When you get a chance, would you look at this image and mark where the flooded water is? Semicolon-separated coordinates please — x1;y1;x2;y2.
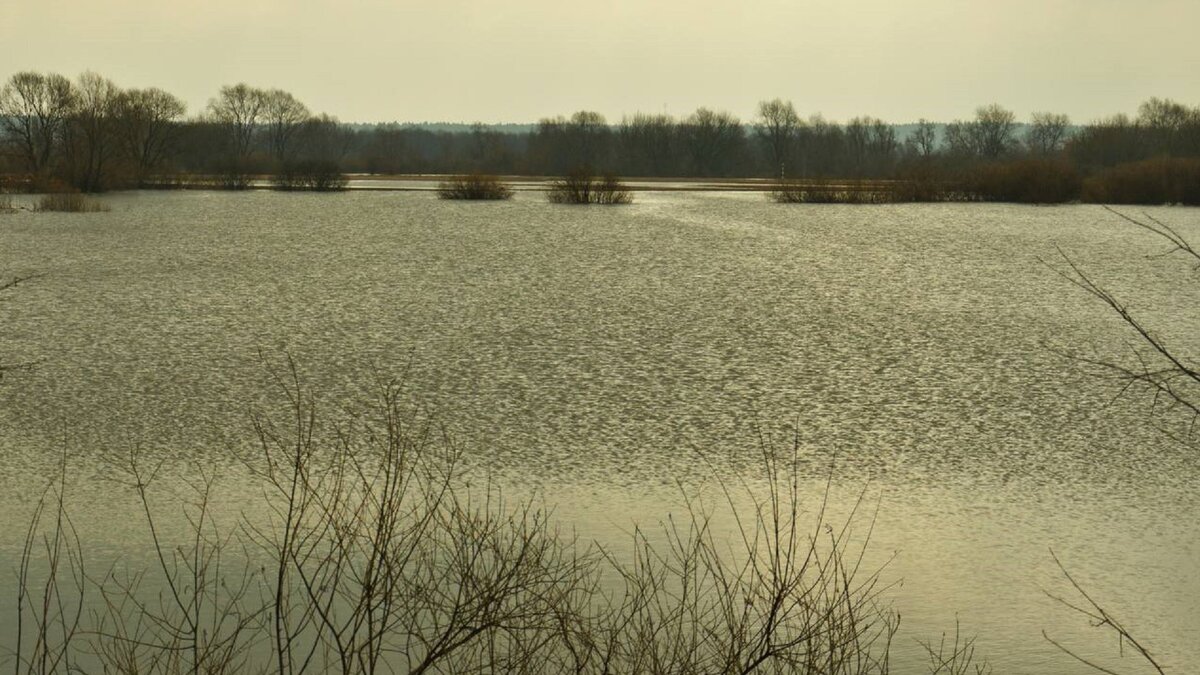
1;191;1197;673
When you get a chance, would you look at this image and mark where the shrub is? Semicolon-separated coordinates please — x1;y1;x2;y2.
1082;157;1200;205
548;169;633;204
436;174;514;200
769;179;896;204
138;173;196;190
961;159;1082;203
892;166;960;202
32;193;111;213
272;159;348;192
0;195;15;213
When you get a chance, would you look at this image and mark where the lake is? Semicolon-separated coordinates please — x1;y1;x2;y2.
1;190;1197;673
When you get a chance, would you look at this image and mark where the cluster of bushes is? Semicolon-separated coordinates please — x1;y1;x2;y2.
436;170;634;205
270;160;349;192
547;169;633;204
768;158;1197;206
769;180;900;204
959;159;1082;204
1081;158;1200;205
32;192;111;212
436;173;514;200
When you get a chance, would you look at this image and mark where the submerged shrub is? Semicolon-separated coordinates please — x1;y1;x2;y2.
272;159;348;192
436;174;514;200
32;193;111;213
548;169;633;205
1082;158;1200;205
769;179;896;204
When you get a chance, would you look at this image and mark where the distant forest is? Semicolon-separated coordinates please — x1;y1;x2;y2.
2;70;1199;203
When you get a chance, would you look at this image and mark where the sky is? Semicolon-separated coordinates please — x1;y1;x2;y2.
2;0;1198;125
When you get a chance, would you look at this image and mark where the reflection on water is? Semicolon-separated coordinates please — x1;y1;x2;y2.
0;191;1197;673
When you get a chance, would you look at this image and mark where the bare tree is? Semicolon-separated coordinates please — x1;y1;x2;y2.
969;104;1018;159
907;118;939;159
617;113;677;177
945;105;1018;160
756;98;800;178
1136;97;1196;132
206;83;268;170
0;71;76;175
262;89;311;164
682;107;744;177
1136;97;1200;156
65;71;122;192
1025;112;1071;156
845;117;872;174
568;110;610;170
114;87;187;186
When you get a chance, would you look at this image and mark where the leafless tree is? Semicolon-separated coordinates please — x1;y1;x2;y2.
1136;97;1196;132
945;105;1018;160
1136;97;1200;156
113;88;187;186
262;89;311;164
617;113;677;177
845;117;872;174
969;104;1018;159
682;107;744;177
296;114;351;163
1025;112;1071;156
907;119;939;159
568;111;611;169
206;83;267;166
756;98;801;178
1052;207;1200;433
65;72;122;192
0;71;76;175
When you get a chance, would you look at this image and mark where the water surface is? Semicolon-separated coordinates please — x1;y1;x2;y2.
1;191;1197;673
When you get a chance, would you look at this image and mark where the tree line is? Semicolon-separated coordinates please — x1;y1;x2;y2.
2;70;1199;202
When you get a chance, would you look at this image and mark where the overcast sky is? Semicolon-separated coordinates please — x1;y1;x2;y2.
3;0;1198;125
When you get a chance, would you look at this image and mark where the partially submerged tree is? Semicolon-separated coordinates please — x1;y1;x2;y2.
207;83;267;186
436;174;514;200
547;168;632;204
113;87;187;186
64;71;122;192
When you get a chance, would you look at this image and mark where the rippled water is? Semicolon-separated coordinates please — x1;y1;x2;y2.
1;191;1197;673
